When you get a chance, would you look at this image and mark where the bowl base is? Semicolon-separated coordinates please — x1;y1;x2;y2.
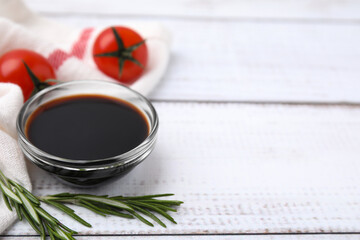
53;166;135;188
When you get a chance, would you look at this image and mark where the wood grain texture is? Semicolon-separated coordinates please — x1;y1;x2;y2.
4;103;360;235
23;0;360;21
2;234;360;239
3;1;360;238
32;16;360;103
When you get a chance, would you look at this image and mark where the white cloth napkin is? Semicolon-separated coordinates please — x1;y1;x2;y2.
0;0;170;233
0;84;30;233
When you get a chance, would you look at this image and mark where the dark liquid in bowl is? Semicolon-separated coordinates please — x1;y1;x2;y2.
26;94;149;160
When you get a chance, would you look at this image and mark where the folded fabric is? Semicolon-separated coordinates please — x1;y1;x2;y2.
0;0;170;233
0;83;30;233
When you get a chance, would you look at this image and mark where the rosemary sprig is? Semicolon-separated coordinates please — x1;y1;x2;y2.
40;192;183;228
0;170;78;240
0;170;183;239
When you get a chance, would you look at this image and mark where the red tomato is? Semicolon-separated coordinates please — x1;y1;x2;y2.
0;49;56;101
93;26;148;85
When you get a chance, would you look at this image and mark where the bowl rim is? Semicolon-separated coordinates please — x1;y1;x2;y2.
16;80;159;166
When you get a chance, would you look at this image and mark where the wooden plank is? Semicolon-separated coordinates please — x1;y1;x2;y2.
3;103;360;235
2;234;360;239
41;16;360;103
23;0;360;21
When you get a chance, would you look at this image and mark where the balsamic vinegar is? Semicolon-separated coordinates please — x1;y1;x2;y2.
26;94;149;160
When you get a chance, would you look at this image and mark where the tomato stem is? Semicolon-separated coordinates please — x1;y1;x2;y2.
22;60;51;98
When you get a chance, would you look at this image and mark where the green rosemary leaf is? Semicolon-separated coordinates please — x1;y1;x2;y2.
16;189;40;224
86;202;134;219
1;189;12;211
46;223;56;240
128;210;154;227
48;193;76;198
58;221;78;235
44;199;92;227
45;223;58;236
99;207;134;219
53;226;74;240
78;200;106;216
111;193;174;200
9;180;40;205
37;206;78;235
129;201;176;224
0;170;10;186
129;204;166;228
43;199;75;213
43;196;77;202
20;206;41;234
76;195;133;211
49;231;56;240
35;207;57;225
8;180;23;192
14;202;22;221
80;199;108;214
49;228;65;240
64;211;91;228
145;202;177;212
0;182;21;204
82;194;109;198
139;199;184;206
38;220;46;240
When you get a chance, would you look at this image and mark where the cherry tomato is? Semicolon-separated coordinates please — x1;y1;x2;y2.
0;49;56;101
93;26;148;85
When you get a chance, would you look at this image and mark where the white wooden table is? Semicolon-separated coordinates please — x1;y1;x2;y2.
3;0;360;239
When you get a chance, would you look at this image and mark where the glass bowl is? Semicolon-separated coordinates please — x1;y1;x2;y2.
16;80;159;187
